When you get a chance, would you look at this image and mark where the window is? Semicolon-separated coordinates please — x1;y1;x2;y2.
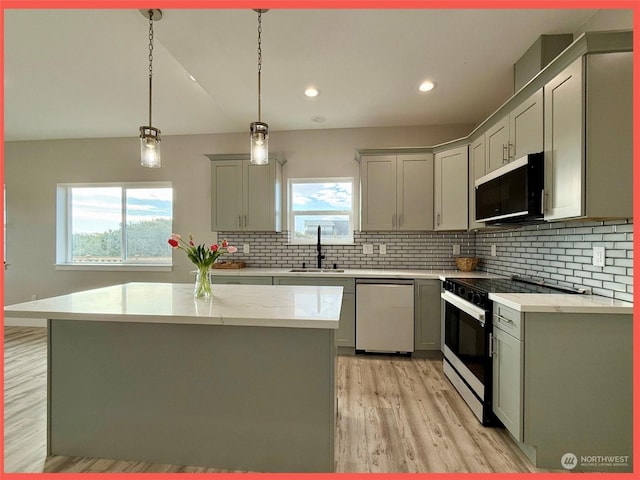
288;178;354;244
56;183;173;267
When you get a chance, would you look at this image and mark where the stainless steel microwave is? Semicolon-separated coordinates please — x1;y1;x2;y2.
475;152;544;224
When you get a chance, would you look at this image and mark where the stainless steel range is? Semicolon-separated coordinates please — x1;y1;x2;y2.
441;276;585;425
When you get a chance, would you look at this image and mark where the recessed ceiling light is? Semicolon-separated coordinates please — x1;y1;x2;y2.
305;87;320;97
418;80;435;92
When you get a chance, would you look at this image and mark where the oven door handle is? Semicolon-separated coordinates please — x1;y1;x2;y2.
441;291;486;324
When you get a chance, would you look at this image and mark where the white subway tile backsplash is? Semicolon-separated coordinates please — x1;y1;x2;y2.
477;219;633;300
218;219;632;301
218;230;475;270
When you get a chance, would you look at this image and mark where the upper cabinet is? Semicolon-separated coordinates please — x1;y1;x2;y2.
434;146;468;231
486;89;543;174
207;153;285;232
360;153;434;231
543;52;632;221
468;134;486;230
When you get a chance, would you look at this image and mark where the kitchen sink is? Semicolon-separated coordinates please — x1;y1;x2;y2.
289;268;345;273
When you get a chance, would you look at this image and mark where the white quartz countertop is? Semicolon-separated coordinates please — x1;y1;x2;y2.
210;267;498;280
3;282;343;329
489;292;633;314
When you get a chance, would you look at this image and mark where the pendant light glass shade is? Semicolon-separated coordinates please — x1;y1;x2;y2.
250;121;269;165
140;126;161;168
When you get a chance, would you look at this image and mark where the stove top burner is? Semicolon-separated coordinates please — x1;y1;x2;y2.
442;276;586;309
451;276;586;295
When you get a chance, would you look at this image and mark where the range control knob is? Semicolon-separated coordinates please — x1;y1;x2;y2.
443;280;453;291
471;293;483;306
457;286;466;297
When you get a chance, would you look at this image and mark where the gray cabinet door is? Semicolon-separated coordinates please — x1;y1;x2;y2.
211;160;244;230
510;88;543;159
486;115;509;173
397;154;434;230
336;293;355;347
244;162;276;231
414;280;441;351
492;326;524;442
468;134;486;230
543;57;584;221
360;155;396;231
210;155;283;232
434;146;468;231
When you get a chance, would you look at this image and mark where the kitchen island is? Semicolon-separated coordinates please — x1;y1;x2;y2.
4;282;343;473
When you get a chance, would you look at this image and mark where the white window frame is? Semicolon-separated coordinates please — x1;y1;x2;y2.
288;177;355;245
55;182;173;271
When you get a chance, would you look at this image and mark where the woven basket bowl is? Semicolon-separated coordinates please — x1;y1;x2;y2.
455;257;479;272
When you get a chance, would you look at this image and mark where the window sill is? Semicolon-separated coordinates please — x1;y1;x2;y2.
55;263;173;272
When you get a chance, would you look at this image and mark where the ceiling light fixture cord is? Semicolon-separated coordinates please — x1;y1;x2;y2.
148;10;154;127
257;10;262;122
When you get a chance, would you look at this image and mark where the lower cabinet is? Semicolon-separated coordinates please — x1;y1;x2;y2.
492;323;523;441
491;301;632;471
211;275;273;285
273;277;356;348
413;280;441;351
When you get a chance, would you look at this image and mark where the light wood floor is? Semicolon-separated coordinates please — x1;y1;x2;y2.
4;326;545;473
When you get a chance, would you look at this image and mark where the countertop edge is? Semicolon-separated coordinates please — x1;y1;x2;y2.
209;267;499;280
4;283;342;329
489;293;633;314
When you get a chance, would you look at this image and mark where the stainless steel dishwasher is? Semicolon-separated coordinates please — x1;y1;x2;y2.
355;279;414;354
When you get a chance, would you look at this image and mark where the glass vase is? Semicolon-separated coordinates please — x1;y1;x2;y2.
194;266;212;299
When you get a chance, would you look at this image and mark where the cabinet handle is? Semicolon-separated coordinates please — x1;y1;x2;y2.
502;144;508;163
508;142;514;161
489;333;496;357
541;189;546;213
244;216;247;227
437;213;441;226
238;215;242;228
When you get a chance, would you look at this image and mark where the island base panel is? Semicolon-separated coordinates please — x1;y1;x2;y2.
48;319;336;472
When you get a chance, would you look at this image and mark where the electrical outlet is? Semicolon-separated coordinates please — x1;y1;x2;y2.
363;244;373;255
593;246;605;267
379;244;387;255
491;244;497;257
453;244;461;255
243;244;250;254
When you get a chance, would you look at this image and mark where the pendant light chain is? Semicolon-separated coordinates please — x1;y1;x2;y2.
147;11;155;128
257;10;262;122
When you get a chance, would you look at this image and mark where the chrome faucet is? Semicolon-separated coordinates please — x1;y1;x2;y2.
317;225;325;269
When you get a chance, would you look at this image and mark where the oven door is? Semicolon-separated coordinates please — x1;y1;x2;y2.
441;290;489;399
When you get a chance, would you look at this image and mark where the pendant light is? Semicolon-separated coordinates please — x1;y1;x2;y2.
250;9;269;165
139;9;163;168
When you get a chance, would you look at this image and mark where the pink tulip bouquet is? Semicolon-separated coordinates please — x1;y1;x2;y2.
168;233;238;298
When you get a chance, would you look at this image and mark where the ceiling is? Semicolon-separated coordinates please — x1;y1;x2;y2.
4;8;600;142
